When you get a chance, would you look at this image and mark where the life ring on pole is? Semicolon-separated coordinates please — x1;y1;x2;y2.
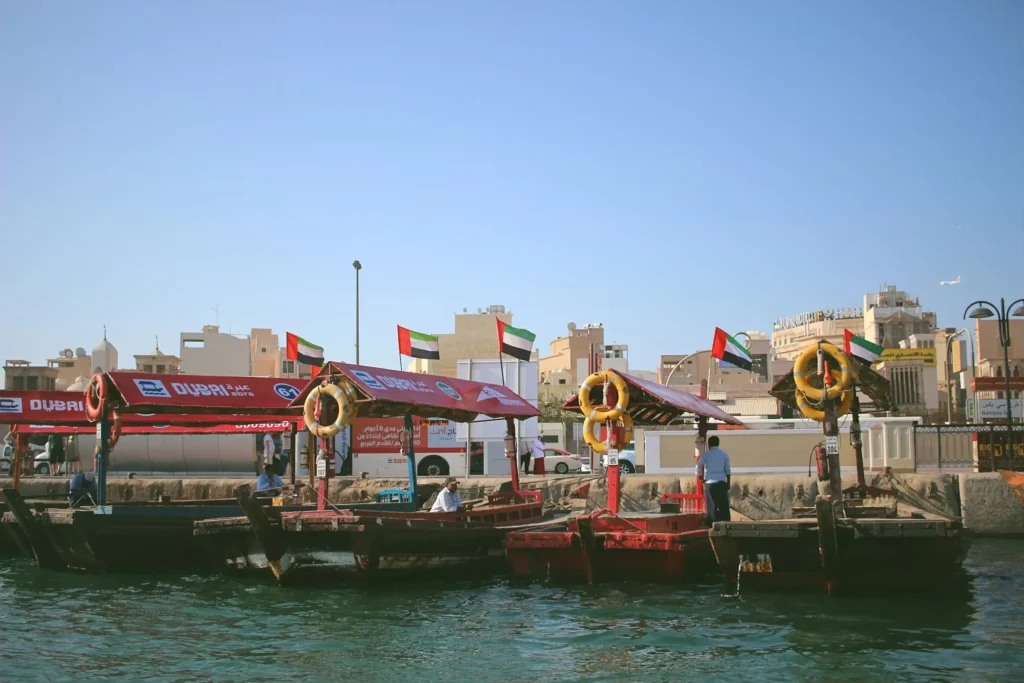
793;343;853;402
583;413;634;454
108;412;122;449
303;383;353;438
578;371;630;423
796;388;854;422
85;374;108;422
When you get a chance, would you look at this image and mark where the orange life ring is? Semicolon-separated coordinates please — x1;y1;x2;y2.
85;374;108;422
108;412;122;449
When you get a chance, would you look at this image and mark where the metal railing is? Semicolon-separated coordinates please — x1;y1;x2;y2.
913;424;1024;471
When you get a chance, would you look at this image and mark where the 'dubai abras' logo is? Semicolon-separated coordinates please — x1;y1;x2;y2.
134;378;171;398
273;383;301;401
435;381;462;401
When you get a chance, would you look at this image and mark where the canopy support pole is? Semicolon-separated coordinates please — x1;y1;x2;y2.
505;417;520;492
289;422;297;486
404;414;418;506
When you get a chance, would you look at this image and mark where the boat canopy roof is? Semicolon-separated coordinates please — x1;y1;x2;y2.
289;362;541;423
770;353;895;413
103;372;305;416
561;370;743;426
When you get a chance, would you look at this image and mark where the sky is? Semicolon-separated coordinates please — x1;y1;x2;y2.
1;1;1022;374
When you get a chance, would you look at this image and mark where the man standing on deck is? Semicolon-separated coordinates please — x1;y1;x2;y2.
696;436;731;523
430;477;464;512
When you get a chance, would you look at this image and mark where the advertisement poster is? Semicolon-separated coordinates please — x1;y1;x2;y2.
352;417;461;453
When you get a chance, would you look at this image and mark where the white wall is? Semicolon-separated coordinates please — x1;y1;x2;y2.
456;358;538;475
179;328;250;376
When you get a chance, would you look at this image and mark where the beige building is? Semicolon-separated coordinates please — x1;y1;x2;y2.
772;309;865;360
250;328;317;379
179;325;250;376
974;319;1024;403
407;305;519;378
863;285;937;347
3;360;58;391
134;338;181;374
539;323;605;388
45;347;94;390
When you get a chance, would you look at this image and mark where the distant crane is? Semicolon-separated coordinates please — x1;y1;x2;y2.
940;276;962;286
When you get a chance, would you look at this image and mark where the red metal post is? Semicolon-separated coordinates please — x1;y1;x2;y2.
505;417;520;492
607;453;621;515
316;436;328;511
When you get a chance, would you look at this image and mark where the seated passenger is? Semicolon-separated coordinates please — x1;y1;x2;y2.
68;472;97;507
256;463;285;495
430;477;463;512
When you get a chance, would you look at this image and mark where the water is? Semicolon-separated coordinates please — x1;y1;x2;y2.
1;540;1022;682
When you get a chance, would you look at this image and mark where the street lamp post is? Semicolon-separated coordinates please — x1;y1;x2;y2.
663;332;752;388
963;297;1024;456
353;260;362;364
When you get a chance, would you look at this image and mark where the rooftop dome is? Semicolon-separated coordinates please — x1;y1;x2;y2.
67;376;88;392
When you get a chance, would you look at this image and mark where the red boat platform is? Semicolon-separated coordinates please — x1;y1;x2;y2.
505;493;717;583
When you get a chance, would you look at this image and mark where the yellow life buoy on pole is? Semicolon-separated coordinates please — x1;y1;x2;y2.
303;383;353;438
793;342;853;402
796;388;854;421
582;413;634;454
578;371;630;423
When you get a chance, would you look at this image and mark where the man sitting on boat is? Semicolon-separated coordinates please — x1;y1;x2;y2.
696;436;732;523
430;477;468;512
256;463;286;495
68;471;97;508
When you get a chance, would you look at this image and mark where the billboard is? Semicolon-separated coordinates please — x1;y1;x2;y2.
874;348;937;367
972;376;1024;392
351;417;462;454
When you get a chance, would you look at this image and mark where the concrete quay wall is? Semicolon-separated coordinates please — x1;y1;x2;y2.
3;472;1023;534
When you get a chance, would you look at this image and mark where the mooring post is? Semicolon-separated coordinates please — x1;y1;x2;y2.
95;415;110;507
823;398;843;508
289;422;297;486
851;394;866;487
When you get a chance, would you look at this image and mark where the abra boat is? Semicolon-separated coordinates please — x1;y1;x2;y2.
505;370;741;583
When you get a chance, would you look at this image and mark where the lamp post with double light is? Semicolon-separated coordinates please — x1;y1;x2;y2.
963;297;1024;454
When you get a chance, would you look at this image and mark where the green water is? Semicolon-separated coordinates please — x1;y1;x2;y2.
1;539;1021;682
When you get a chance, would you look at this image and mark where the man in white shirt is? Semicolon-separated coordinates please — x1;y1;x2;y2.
531;437;546;475
263;433;276;467
430;478;463;513
695;436;732;523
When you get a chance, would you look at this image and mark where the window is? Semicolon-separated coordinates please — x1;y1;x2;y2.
282;360;295;374
1015;366;1020;378
27;376;38;390
156;365;165;374
183;339;204;349
143;364;153;373
261;347;267;353
558;379;566;385
11;377;24;390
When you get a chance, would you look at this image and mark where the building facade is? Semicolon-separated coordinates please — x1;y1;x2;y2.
179;325;250;376
407;305;518;378
538;322;605;390
772;309;865;360
863;285;937;347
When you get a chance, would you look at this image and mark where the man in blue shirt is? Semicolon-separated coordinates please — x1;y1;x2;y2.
696;436;732;523
256;463;285;495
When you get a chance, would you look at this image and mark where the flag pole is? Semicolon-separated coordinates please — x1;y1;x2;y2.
496;317;507;387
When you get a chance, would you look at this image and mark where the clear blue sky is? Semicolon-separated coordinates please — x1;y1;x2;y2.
2;1;1022;373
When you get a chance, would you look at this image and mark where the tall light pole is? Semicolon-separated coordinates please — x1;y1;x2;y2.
964;297;1024;455
353;260;362;364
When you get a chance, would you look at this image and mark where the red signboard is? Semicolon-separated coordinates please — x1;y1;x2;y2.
290;362;540;422
0;390;300;427
972;376;1024;392
351;417;463;454
107;373;306;414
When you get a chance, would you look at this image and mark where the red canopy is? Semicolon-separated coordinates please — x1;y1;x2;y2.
291;362;540;422
0;388;301;427
12;420;294;436
561;370;743;426
104;373;306;415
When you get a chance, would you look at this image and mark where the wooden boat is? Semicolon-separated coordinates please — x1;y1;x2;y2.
194;362;552;583
504;371;741;584
0;375;313;573
709;342;973;595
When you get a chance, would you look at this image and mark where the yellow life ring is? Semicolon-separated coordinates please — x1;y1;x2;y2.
796;388;854;422
583;413;634;454
578;371;630;423
793;342;853;402
303;383;354;438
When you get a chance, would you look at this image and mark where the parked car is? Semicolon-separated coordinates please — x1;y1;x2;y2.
580;443;636;475
1;441;47;474
542;447;584;474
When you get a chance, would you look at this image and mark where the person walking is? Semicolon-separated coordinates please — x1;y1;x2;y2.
696;436;732;523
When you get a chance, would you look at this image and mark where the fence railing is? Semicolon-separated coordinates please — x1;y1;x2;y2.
914;424;1024;472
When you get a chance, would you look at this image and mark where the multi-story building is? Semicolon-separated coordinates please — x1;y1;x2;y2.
863;285;937;347
250;328;317;379
134;338;181;374
179;325;250;376
406;305;521;378
772;308;865;360
3;360;58;391
538;322;605;395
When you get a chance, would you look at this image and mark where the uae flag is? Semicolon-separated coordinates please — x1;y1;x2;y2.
286;333;324;367
397;325;440;360
711;327;752;370
497;320;535;361
844;329;883;366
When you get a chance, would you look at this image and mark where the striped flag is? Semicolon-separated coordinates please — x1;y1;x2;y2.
844;329;883;366
496;320;535;361
286;333;324;367
397;325;440;360
711;327;752;370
